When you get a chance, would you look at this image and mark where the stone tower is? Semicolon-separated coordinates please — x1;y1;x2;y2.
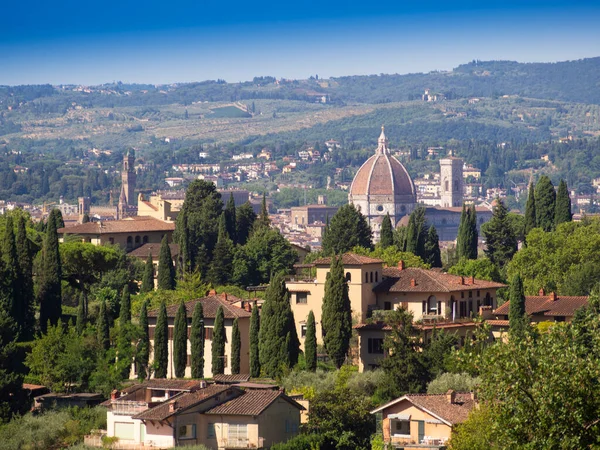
439;157;464;208
78;196;90;223
122;149;136;206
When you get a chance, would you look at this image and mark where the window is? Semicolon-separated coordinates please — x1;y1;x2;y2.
461;291;464;299
346;272;351;282
301;325;307;338
178;424;196;440
393;420;410;436
367;338;384;354
477;290;480;297
126;236;133;249
296;292;308;304
459;301;466;318
143;235;149;244
149;327;155;339
370;272;373;283
135;236;141;245
375;272;378;282
376;205;384;212
228;424;248;443
365;273;369;283
204;328;213;340
186;355;191;367
444;180;449;191
384;302;392;311
114;422;135;440
427;295;438;314
109;237;114;245
207;423;215;439
285;419;299;434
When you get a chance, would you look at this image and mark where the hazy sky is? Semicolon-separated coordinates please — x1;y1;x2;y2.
2;0;600;85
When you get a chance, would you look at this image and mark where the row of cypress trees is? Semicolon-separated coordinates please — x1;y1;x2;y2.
390;208;442;267
525;176;572;236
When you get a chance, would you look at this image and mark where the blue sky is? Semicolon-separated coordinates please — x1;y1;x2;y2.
2;0;600;85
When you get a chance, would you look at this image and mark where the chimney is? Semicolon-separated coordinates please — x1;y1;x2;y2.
221;292;228;302
169;401;177;413
460;276;465;285
538;288;545;296
244;302;252;312
410;278;416;287
199;380;207;389
470;275;475;285
398;260;405;271
110;389;120;401
446;389;456;404
209;289;217;296
549;292;557;302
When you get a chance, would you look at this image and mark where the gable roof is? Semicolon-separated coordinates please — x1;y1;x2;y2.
371;392;475;426
374;267;506;293
204;389;304;416
58;217;175;235
147;295;251;320
312;253;383;266
494;294;588;318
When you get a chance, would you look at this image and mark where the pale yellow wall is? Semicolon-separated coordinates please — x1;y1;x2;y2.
144;420;175;447
138;195;179;222
63;230;172;252
380;399;452;445
257;398;301;447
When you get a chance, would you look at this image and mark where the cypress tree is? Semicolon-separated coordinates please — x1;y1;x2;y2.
154;301;168;378
249;303;260;378
141;253;154;293
119;286;131;327
225;193;237;243
207;214;234;286
81;213;90;223
231;318;241;374
256;193;270;228
136;301;150;380
259;272;300;377
76;293;86;335
424;225;442;268
380;213;393;249
305;310;317;372
38;213;62;333
405;206;427;259
457;205;477;260
173;301;188;378
508;274;528;338
49;208;65;229
322;204;372;255
16;215;34;340
97;300;110;351
555;179;572;226
157;235;175;290
469;205;479;257
117;287;134;379
3;216;21;331
322;256;352;369
534;175;556;232
190;302;205;379
211;306;226;375
236;201;257;246
524;181;537;237
483;198;517;268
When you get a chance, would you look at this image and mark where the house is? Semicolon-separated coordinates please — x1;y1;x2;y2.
142;293;252;379
100;380;303;449
289;204;339;227
371;390;475;448
127;243;180;288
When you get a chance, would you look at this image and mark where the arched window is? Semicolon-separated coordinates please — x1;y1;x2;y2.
370;272;373;283
444;180;449;192
346;272;351;282
365;272;369;283
126;236;133;249
484;292;492;306
143;235;149;244
427;295;438;314
454;180;459;192
135;236;141;245
375;271;378;282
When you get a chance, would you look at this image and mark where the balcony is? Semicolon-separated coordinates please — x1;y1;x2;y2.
218;437;265;449
111;400;148;416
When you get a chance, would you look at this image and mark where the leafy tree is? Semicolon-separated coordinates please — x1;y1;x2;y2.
508;274;528;338
76;293;86;334
352;246;429;269
305;310;317;372
447;404;495;450
211;306;226;375
190;302;205;379
231;318;241;374
48;208;64;229
256;193;270;229
60;242;122;293
157;235;175;290
524;181;537;237
207;214;234;286
394;225;408;251
406;206;427;259
0;311;26;423
249;303;260;378
322;204;372;255
555;179;572;226
259;272;300;377
322;256;352;368
534;175;556;232
15;215;34;340
141;253;154;293
482;198;517;268
119;286;131;326
236;201;257;246
448;257;502;282
97;300;110;351
424;225;442;268
154;302;168;378
136;301;150;380
427;372;480;394
38;213;62;333
379;213;393;249
173;301;188;378
224;193;237;243
422;331;458;379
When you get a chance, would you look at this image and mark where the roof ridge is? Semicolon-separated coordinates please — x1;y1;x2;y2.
418;268;452;292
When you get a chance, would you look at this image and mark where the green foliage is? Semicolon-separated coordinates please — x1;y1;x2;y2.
224;193;237;243
118;287;131;326
406;206;428;259
259;272;300;377
270;433;324;450
157;235;175;290
0;311;25;423
534;175;556;232
447;404;495;450
154;302;168;378
136;301;150;380
379;213;393;249
15;215;34;341
427;372;480;394
508;274;528;338
173;302;188;378
116;287;135;379
211;306;226;375
76;294;86;335
60;242;122;292
424;225;442;268
422;331;458;379
305;310;317;372
482;198;517;268
352;246;429;269
524;182;537;238
207;214;234;286
231;318;241;375
256;193;271;229
322;256;352;368
322;204;372;255
190;302;205;379
555;179;572;226
456;204;478;260
448;257;503;283
236;201;257;246
141;253;154;293
249;303;260;378
97;300;110;351
38;212;62;332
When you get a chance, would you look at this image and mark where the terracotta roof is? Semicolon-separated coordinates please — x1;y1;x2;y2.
213;374;251;384
312;253;383;266
350;152;416;197
486;319;510;327
148;295;251;319
354;322;392;331
127;243;179;259
122;379;201;394
375;267;506;293
58;217;175;235
205;390;304;416
372;392;475;426
141;201;159;211
494;295;588;318
133;385;231;421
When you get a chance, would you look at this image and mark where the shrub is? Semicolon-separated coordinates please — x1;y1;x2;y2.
426;372;480;394
270;433;324;450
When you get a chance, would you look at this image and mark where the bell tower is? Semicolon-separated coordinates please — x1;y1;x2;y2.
440;157;464;208
122;149;136;206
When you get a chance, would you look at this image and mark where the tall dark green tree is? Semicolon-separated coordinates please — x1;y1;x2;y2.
3;216;21;331
424;225;443;268
231;318;241;375
38;213;62;333
236;201;257;246
508;274;528;338
76;293;86;335
249;303;260;377
48;208;64;229
117;287;134;378
305;310;317;372
177;208;191;275
16;215;34;340
173;302;188;378
322;204;372;255
0;311;26;423
207;214;234;286
322;256;352;368
190;302;205;379
483;198;518;268
555;179;572;226
256;193;270;229
534;175;556;232
524;182;537;237
224;193;237;243
141;253;154;293
406;206;428;259
259;272;300;377
136;301;150;380
119;286;131;327
456;205;478;260
97;300;110;351
380;213;393;249
157;235;175;290
154;302;168;378
211;306;226;375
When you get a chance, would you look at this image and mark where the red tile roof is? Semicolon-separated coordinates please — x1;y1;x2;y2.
494;295;588;318
58;217;175;235
127;243;179;259
375;267;506;293
147;295;251;319
204;390;304;416
213;374;251;384
312;253;383;266
350;152;416;197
